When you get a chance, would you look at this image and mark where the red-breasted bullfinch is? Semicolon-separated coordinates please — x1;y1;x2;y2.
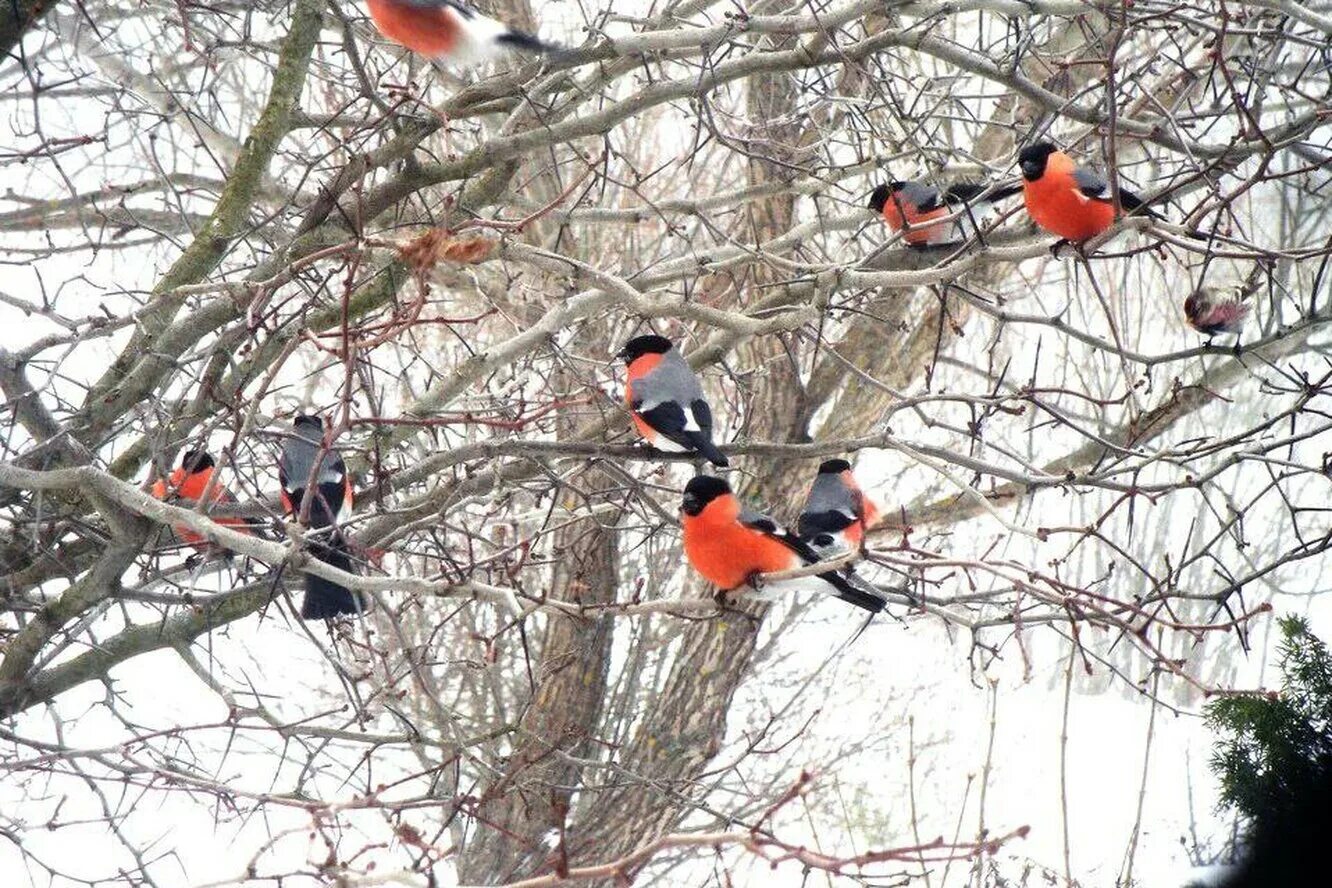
797;458;882;556
1018;142;1157;242
619;335;728;467
279;415;367;620
365;0;555;66
868;180;1021;247
150;450;253;551
680;476;887;612
1184;285;1251;337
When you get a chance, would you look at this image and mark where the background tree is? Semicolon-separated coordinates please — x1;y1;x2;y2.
1204;616;1332;887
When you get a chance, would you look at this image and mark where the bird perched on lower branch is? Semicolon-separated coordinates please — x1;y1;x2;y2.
797;458;881;557
149;449;256;556
868;179;1021;247
680;476;887;613
1017;141;1159;243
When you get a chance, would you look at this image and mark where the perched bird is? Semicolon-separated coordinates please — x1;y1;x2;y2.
797;459;881;556
1184;285;1252;338
868;180;1021;247
278;415;367;620
365;0;555;67
1017;142;1156;242
680;475;887;612
619;334;729;467
149;449;253;552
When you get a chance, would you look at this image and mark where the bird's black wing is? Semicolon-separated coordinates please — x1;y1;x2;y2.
1074;167;1157;216
738;506;782;537
899;181;942;213
797;509;857;541
636;400;689;445
636;399;727;464
1072;166;1109;200
307;480;346;530
1116;187;1150;212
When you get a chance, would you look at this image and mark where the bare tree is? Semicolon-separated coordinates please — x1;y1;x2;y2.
2;0;1330;884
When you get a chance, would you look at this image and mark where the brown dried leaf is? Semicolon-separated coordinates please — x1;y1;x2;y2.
397;229;495;272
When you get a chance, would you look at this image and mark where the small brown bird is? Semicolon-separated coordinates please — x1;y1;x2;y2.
1184;286;1252;338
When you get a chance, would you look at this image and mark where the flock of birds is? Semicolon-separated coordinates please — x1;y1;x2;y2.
149;337;888;619
145;0;1257;619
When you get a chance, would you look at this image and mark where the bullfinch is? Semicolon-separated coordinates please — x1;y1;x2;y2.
1185;285;1251;338
1018;142;1156;242
868;180;1021;247
278;415;367;620
680;475;887;612
365;0;555;67
797;458;881;556
149;449;254;552
619;335;729;467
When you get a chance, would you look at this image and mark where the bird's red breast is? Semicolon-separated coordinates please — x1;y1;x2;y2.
150;467;249;548
366;0;461;58
682;494;800;590
1022;150;1116;242
625;352;664;385
625;352;665;441
880;198;949;245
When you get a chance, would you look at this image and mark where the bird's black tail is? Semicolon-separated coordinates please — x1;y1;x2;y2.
687;433;729;468
1118;188;1164;220
984;183;1024;202
820;569;888;613
944;182;1022;204
301;533;368;620
495;30;557;54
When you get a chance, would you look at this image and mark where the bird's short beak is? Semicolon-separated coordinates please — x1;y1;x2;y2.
681;493;700;515
1020;160;1040;180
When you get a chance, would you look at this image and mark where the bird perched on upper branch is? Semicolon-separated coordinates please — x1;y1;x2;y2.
278;415;367;620
619;334;729;467
797;459;881;557
868;179;1021;247
364;0;557;67
1017;142;1159;243
680;476;887;613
